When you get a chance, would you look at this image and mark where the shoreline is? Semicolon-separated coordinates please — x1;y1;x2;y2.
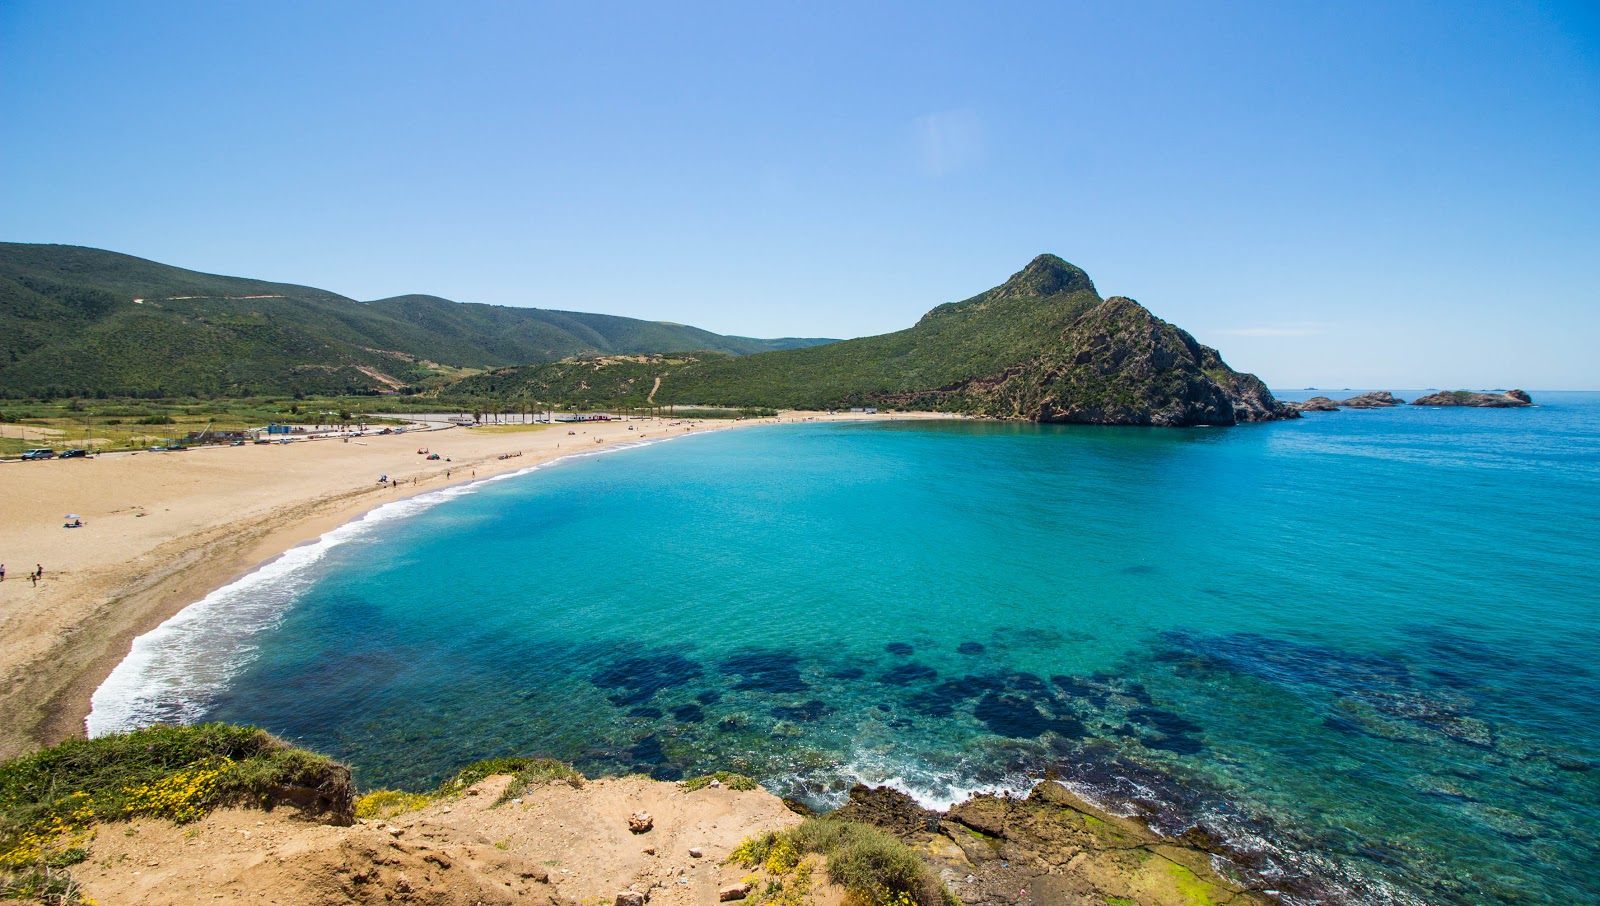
0;410;948;760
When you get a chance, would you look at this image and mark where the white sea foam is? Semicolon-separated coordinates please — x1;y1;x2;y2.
818;752;1038;811
86;435;683;738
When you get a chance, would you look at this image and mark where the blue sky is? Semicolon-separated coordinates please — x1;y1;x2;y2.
2;1;1596;388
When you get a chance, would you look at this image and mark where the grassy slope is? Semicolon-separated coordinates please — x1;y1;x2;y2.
0;243;835;396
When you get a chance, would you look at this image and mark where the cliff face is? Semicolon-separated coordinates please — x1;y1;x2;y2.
962;296;1298;426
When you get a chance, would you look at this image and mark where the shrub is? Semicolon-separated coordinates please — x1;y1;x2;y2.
681;772;760;792
0;724;350;889
135;415;175;425
729;819;955;906
354;790;432;820
492;760;584;805
429;755;583;806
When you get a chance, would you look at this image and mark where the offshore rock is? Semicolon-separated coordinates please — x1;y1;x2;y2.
1338;391;1406;408
1291;396;1341;412
967;297;1299;426
1411;389;1533;407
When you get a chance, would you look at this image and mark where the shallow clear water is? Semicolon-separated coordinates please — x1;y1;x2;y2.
94;394;1600;905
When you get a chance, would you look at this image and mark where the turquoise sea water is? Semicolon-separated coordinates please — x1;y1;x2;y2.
93;393;1600;905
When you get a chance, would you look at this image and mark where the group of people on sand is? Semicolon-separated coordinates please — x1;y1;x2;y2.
496;451;523;460
0;563;45;586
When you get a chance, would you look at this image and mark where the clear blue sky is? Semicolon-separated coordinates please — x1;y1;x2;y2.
2;1;1596;388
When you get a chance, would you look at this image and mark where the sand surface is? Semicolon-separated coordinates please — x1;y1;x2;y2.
0;411;945;760
73;773;813;906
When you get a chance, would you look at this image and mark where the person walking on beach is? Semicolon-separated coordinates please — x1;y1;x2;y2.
1;564;6;582
35;564;43;580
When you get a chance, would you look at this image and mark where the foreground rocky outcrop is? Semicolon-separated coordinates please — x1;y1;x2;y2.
70;774;803;906
834;783;1276;906
55;772;1282;906
1411;389;1532;407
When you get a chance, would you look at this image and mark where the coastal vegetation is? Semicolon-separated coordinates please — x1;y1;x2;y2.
0;397;411;456
729;821;956;906
0;243;833;399
0;725;348;904
2;243;1292;427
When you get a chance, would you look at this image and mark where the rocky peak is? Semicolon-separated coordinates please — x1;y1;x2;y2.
989;254;1097;302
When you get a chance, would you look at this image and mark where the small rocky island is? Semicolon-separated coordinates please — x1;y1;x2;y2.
1411;389;1533;407
1288;391;1406;412
1291;389;1533;412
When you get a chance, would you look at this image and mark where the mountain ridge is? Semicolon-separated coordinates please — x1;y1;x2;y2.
0;243;835;396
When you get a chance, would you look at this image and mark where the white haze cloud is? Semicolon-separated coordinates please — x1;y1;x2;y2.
1217;325;1325;337
914;109;984;177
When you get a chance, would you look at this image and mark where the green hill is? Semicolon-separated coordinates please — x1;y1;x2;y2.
0;243;834;397
452;255;1295;426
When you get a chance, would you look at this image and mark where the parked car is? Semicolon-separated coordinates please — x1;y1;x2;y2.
21;448;55;460
147;446;167;452
58;449;88;458
231;440;246;446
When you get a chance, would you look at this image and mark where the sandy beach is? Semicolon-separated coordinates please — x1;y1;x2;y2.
0;411;944;760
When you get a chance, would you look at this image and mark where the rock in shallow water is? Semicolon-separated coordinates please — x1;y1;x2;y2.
720;649;808;693
880;663;938;685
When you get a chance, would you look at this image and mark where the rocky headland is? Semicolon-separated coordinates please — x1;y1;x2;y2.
959;295;1300;427
1410;389;1533;407
453;256;1302;428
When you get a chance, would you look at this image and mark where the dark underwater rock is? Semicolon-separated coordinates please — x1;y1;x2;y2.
592;653;704;706
974;691;1086;739
772;699;831;722
880;663;938;685
957;641;986;655
720;649;808;693
885;642;915;656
